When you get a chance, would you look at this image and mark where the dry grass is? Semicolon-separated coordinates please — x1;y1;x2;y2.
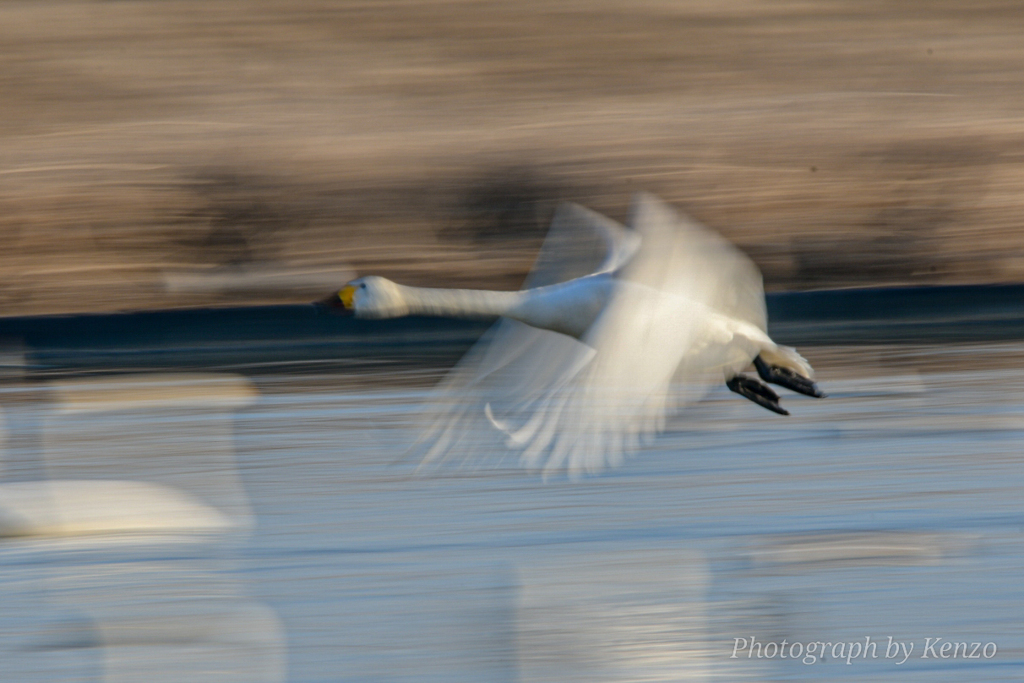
2;1;1024;314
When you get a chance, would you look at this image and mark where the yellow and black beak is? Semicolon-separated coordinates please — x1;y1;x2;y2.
314;285;356;315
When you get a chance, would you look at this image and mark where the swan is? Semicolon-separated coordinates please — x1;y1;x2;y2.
318;193;824;476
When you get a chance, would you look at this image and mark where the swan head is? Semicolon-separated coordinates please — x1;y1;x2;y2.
316;276;410;318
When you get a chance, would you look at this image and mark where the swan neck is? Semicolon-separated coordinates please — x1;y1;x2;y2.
399;284;524;319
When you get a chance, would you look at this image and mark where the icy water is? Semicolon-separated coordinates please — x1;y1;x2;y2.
0;344;1023;682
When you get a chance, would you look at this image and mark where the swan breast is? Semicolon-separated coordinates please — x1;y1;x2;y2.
511;275;616;339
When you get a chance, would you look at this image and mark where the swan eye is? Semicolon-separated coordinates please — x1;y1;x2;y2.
360;283;367;290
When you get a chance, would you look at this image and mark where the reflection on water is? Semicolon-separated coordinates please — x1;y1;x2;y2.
0;374;283;683
0;345;1023;681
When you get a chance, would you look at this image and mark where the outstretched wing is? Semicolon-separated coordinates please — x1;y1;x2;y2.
516;193;767;476
524;202;640;287
412;202;636;472
413;194;767;477
413;318;598;472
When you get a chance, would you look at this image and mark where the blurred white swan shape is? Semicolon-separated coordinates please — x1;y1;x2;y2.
321;193;824;476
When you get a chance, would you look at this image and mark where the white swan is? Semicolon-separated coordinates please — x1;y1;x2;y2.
319;193;824;476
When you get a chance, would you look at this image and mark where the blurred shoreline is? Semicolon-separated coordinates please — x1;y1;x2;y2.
2;1;1024;315
2;284;1024;378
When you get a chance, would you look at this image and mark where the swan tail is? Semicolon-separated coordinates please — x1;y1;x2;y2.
759;344;815;379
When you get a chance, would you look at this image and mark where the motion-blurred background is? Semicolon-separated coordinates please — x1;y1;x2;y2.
4;4;1024;683
3;0;1023;315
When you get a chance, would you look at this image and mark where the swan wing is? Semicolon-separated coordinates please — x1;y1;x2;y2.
413;194;765;477
511;195;769;475
523;285;726;477
414;288;749;478
411;202;634;471
411;202;638;470
524;202;640;288
625;192;767;332
412;318;599;472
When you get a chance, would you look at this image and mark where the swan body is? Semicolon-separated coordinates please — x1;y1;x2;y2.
322;193;824;476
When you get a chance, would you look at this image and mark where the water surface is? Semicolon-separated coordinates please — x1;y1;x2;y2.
0;344;1022;681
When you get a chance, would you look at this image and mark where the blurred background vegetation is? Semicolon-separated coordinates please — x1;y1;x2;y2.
2;0;1023;314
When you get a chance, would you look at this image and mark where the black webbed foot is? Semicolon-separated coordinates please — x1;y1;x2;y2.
726;375;789;416
754;356;827;398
